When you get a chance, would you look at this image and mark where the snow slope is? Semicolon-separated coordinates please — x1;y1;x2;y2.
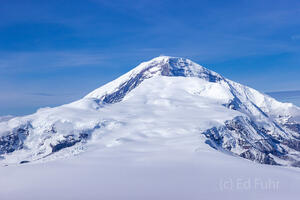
1;56;300;167
1;143;300;200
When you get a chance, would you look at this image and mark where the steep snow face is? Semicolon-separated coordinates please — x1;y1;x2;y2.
1;56;300;167
85;56;223;103
84;55;300;120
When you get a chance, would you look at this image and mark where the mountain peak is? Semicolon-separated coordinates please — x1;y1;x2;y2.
136;56;206;77
84;56;223;102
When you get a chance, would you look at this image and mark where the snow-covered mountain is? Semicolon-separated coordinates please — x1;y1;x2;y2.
0;115;13;123
1;56;300;167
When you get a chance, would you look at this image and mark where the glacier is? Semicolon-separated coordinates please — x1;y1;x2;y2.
1;56;300;199
1;56;300;166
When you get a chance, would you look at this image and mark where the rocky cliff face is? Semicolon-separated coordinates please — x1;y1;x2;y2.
202;116;300;166
0;123;31;155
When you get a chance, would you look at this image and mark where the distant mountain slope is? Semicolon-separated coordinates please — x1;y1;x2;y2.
1;56;300;167
0;115;13;122
267;90;300;107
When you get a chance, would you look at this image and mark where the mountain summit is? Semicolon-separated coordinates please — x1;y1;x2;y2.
85;56;223;103
1;56;300;166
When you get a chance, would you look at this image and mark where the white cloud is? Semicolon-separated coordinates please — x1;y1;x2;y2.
0;51;106;71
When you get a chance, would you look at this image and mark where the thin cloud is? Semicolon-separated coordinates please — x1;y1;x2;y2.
291;35;300;40
0;51;106;72
28;92;76;97
28;92;55;97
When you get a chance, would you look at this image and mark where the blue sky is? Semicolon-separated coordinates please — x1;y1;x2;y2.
1;0;300;115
